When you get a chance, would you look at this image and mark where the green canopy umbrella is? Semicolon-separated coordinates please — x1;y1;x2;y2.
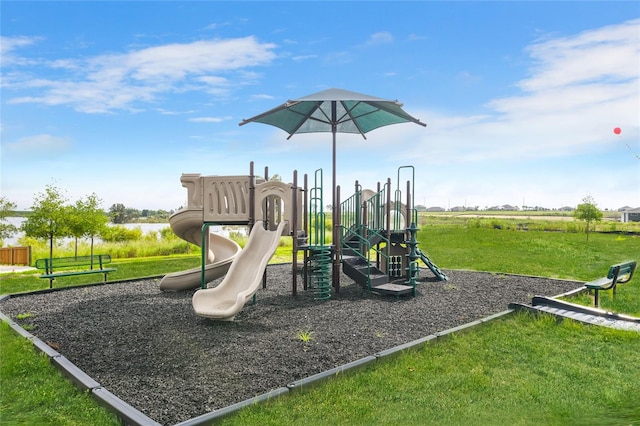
239;87;426;287
239;87;426;214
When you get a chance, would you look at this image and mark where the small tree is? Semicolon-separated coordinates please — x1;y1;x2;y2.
0;197;18;245
66;204;84;257
573;195;603;241
67;193;109;259
21;184;69;265
78;193;109;260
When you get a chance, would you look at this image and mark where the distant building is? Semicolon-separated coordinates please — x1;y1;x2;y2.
620;207;640;223
426;206;446;212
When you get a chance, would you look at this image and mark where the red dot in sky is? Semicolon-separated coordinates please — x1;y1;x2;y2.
613;127;622;135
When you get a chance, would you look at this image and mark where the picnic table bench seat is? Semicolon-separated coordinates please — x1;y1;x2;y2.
35;254;116;288
584;260;636;307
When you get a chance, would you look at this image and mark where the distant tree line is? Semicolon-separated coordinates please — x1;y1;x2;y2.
108;204;173;224
0;184;177;262
9;184;109;262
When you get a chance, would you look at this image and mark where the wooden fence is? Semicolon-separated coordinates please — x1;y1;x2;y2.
0;246;31;266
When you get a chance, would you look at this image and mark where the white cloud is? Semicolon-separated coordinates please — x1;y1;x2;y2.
403;19;640;166
0;35;41;65
352;19;640;210
188;116;232;123
5;134;72;154
251;93;275;100
520;19;639;91
407;33;427;42
3;36;277;113
203;21;230;31
365;31;393;45
156;108;196;115
292;54;318;61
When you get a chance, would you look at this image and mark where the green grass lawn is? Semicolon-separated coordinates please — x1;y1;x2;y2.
0;322;119;426
0;255;201;295
1;223;639;425
221;314;640;426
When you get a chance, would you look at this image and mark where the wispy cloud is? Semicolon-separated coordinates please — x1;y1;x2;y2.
323;50;353;65
203;21;230;31
188;116;232;123
292;54;318;61
407;19;640;165
364;31;393;46
520;19;639;91
0;35;42;66
5;134;72;155
3;36;277;113
407;33;427;42
250;93;275;100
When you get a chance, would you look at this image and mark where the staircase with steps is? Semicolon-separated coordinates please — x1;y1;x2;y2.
342;230;384;257
342;256;414;297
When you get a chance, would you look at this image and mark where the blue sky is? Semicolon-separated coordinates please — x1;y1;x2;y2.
1;1;639;212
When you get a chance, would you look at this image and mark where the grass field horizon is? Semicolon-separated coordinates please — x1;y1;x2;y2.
1;214;639;425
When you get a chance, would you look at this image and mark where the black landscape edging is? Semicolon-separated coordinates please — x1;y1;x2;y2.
179;309;519;425
173;387;290;426
32;336;63;358
374;334;438;359
92;387;163;426
0;278;574;425
479;309;514;323
0;295;163;426
51;356;102;390
4;275;164;299
287;355;378;391
435;320;484;338
552;286;588;299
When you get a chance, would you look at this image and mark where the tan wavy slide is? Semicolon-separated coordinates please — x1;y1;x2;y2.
192;220;285;320
159;208;241;291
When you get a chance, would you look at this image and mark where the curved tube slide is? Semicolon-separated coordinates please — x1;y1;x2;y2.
192;220;285;320
159;208;241;291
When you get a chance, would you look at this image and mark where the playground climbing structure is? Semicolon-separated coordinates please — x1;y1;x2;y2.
338;166;448;298
162;169;304;291
163;161;446;314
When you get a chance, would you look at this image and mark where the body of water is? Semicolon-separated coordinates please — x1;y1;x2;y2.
1;217;231;247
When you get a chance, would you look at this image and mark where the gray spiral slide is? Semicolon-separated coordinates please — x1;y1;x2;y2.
159;208;242;291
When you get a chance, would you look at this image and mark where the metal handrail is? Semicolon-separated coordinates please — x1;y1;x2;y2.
308;169;325;246
364;186;387;231
339;190;362;242
340;225;390;288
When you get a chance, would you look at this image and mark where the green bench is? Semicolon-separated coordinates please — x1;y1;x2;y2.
584;260;636;308
35;254;117;288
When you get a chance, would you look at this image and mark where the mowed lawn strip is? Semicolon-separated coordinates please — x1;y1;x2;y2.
1;222;639;425
221;314;640;425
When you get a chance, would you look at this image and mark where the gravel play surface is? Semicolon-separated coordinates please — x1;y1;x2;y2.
1;265;581;425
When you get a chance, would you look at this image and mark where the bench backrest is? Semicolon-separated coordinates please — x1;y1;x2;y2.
606;260;637;284
35;254;112;271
